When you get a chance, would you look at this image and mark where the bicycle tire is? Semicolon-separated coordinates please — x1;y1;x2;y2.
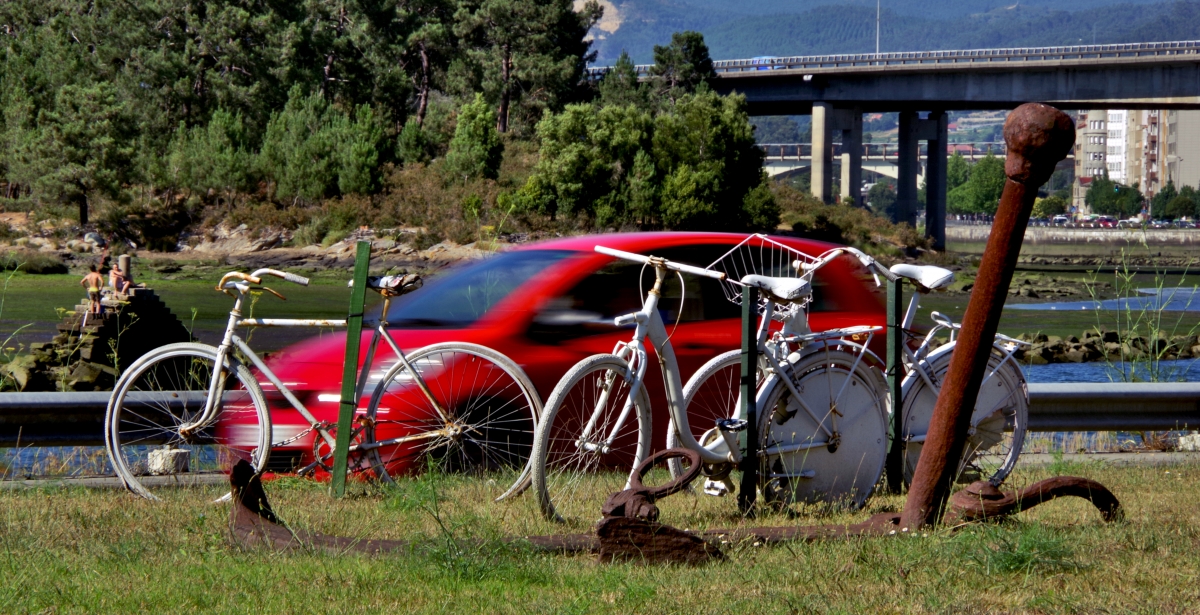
756;344;889;509
900;342;1029;486
530;354;652;526
105;342;271;501
364;342;541;500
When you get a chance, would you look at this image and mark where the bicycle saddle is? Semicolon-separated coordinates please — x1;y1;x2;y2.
888;264;955;291
363;273;423;297
740;274;811;303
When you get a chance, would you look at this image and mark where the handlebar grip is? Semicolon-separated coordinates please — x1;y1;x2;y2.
595;245;649;263
672;260;726;281
281;271;310;286
253;268;310;286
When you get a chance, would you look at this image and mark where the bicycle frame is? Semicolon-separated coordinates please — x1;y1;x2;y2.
179;276;459;473
895;289;1028;434
586;256;881;466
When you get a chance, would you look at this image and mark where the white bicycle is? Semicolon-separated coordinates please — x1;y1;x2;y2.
885;262;1029;486
529;237;891;525
684;249;1030;489
104;268;541;501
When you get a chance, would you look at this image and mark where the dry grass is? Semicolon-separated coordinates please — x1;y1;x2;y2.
2;460;1199;613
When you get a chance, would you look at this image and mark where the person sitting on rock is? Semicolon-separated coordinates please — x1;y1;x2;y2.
80;265;105;315
110;263;132;294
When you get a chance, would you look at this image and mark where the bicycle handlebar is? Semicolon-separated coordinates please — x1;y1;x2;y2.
793;247;899;285
216;269;310;292
251;268;310;286
595;246;726;281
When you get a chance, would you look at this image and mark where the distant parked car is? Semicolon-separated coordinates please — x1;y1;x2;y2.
1151;219;1172;229
1176;219;1197;229
1117;218;1142;229
1052;215;1070;227
1097;216;1117;228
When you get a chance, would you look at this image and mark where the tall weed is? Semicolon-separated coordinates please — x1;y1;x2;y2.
1084;248;1200;383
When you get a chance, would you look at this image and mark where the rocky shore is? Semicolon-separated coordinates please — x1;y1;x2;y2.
1012;330;1200;365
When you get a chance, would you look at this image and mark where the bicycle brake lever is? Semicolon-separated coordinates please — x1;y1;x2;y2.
259;286;287;301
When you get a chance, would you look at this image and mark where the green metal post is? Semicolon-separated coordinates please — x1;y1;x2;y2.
884;278;905;493
737;285;759;516
330;241;372;497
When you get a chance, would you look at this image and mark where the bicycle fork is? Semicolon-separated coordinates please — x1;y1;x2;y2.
576;341;648;455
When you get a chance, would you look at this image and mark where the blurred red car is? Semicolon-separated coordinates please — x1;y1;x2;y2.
256;232;887;473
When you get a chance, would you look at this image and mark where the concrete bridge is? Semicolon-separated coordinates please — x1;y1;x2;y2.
759;142;1031;183
591;40;1200;250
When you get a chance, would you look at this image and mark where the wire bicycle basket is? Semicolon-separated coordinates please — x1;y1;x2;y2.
705;234;823;321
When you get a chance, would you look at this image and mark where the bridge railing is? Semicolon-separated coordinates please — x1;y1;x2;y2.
587;39;1200;79
758;142;1009;160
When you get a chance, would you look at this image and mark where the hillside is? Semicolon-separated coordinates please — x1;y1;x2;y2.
591;0;1200;63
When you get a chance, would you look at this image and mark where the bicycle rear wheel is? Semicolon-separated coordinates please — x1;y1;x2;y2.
105;343;270;501
757;344;889;509
364;343;541;499
530;354;651;526
901;343;1029;486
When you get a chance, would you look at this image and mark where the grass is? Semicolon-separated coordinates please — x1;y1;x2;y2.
1;461;1198;613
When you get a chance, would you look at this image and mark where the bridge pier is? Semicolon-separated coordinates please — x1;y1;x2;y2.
894;111;948;251
812;103;862;204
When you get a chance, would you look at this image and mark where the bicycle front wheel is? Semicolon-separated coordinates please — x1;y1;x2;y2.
901;343;1028;486
105;343;270;501
530;354;651;526
364;343;541;498
757;344;889;509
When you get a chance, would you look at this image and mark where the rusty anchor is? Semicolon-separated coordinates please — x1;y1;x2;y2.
950;477;1123;523
596;448;725;564
901;103;1078;531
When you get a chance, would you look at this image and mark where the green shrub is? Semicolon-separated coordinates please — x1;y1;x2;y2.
775;183;927;256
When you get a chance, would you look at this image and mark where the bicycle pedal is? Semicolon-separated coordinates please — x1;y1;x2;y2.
715;418;748;433
703;478;734;497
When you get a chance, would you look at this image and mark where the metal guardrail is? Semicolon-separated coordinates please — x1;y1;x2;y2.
1026;383;1200;431
1;383;1197;448
587;39;1200;79
0;391;209;447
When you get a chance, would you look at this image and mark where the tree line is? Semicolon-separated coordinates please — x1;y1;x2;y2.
1;3;781;242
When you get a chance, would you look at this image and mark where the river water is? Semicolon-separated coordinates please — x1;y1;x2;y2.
1024;358;1200;383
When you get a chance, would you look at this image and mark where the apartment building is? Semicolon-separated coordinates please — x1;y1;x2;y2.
1073;110;1109;213
1165;110;1200;191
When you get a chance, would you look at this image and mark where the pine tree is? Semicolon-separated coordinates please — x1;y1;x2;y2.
598;51;646;109
26;83;134;225
258;86;337;203
649;31;715;100
335;104;385;194
451;0;601;133
444;94;503;181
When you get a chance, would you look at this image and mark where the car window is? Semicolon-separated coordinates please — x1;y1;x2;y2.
527;243;868;341
378;249;573;327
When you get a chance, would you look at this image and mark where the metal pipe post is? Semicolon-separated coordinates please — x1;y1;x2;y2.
330;241;372;497
900;103;1075;529
883;278;905;493
738;285;759;515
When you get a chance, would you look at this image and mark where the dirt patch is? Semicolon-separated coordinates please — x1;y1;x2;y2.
0;212;29;230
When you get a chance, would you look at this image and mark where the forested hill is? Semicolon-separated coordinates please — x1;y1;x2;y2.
592;0;1200;64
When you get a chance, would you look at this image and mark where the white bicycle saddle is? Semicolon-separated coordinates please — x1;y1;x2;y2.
740;274;811;302
888;264;955;291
